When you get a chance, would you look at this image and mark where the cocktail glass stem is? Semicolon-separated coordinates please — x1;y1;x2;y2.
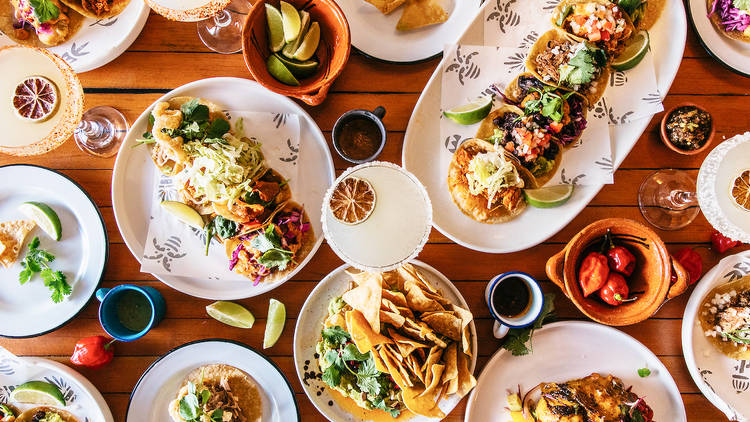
74;106;129;158
638;169;700;230
196;0;250;54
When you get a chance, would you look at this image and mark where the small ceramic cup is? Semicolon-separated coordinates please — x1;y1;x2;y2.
95;285;165;342
484;271;545;339
332;106;387;164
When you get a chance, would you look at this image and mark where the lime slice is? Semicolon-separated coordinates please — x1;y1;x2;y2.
206;301;255;328
280;1;301;43
18;202;61;241
265;4;285;53
274;54;319;78
266;55;300;86
263;298;286;349
523;184;574;208
13;76;59;122
282;10;310;58
160;201;205;229
10;381;65;406
443;96;493;125
611;31;649;71
292;21;320;61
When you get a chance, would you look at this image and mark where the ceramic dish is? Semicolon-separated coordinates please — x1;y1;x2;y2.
465;321;687;422
659;103;716;155
293;260;477;421
111;77;334;300
126;339;299;421
0;165;107;338
688;0;750;77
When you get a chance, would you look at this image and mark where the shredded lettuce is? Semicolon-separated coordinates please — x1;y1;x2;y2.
466;151;524;207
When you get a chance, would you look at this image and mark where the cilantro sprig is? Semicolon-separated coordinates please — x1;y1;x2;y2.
204;215;238;255
523;86;575;123
137;98;231;147
29;0;60;23
249;225;293;270
559;44;607;87
501;293;556;356
19;237;71;304
178;381;223;422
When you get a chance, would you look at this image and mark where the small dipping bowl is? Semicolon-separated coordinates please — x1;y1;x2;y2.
96;284;166;342
660;103;715;156
484;271;544;339
332;106;386;164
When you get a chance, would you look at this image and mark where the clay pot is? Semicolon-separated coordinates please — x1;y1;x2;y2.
659;102;715;156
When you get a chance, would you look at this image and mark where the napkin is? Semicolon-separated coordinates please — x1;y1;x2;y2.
140;111;301;280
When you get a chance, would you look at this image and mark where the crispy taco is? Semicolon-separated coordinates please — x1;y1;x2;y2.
476;104;563;186
707;0;750;43
552;0;636;57
0;0;84;47
526;28;610;106
447;138;536;224
168;364;263;422
699;275;750;360
59;0;130;18
15;407;78;422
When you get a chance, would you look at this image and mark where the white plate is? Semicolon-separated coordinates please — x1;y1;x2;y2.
402;0;686;253
465;321;686;422
681;250;750;422
0;165;107;338
688;0;750;77
0;348;114;422
126;339;299;422
293;260;478;422
337;0;481;63
111;77;334;300
0;0;149;73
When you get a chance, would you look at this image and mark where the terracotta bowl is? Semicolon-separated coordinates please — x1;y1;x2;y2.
242;0;350;106
659;102;715;156
545;218;690;326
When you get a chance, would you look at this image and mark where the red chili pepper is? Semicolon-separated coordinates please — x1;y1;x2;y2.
70;336;115;369
579;251;610;297
711;230;741;254
607;245;636;276
598;273;630;306
673;247;703;285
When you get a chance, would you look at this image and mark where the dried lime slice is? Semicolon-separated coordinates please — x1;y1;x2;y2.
329;176;376;225
13;76;59;122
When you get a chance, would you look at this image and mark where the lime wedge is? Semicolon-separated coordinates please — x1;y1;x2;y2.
10;381;65;406
266;54;300;86
292;21;320;61
18;202;61;241
263;298;286;349
265;4;285;53
523;184;574;208
274;54;319;78
280;1;301;43
282;10;310;58
443;96;493;125
206;301;255;328
160;201;205;229
611;30;649;71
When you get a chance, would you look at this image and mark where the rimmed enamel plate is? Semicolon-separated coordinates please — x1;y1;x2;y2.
688;0;750;77
0;165;107;338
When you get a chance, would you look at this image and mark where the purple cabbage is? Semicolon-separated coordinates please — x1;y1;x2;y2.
229;243;244;271
709;0;750;32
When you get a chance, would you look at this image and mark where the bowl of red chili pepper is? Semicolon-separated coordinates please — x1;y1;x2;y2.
545;218;691;326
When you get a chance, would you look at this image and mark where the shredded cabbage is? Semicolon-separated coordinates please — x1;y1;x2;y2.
466;151;524;207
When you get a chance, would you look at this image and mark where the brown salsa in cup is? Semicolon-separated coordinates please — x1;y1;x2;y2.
664;106;713;152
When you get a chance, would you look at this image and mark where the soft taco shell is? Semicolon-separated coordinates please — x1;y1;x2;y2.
640;0;665;30
505;72;589;128
698;276;750;360
706;0;750;43
552;0;636;47
59;0;130;18
210;168;290;223
0;2;84;47
16;407;79;422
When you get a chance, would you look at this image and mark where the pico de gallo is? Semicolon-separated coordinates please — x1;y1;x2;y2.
557;1;634;57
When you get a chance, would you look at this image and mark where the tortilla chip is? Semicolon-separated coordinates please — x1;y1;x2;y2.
363;0;407;14
382;289;409;308
450;304;474;355
382;346;414;386
456;349;477;398
390;328;427;357
381;310;406;328
405;354;425;384
404;282;443;313
442;343;459;395
418;364;445;398
380;349;445;418
371;346;389;373
342;272;383;332
421;311;462;341
346;310;392;354
0;220;36;268
422;346;444;375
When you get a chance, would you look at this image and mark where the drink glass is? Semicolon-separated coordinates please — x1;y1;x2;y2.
197;0;251;54
638;169;700;230
74;106;129;157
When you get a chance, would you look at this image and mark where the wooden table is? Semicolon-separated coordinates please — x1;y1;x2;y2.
2;8;750;422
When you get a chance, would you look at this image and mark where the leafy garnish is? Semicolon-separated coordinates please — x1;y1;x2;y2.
18;237;71;304
618;0;646;22
249;225;292;270
181;99;210;123
0;404;15;417
29;0;60;23
178;381;217;422
555;4;573;26
501;293;556;356
637;367;651;377
523;86;574;122
204;216;238;255
321;325;351;345
722;329;750;344
559;44;606;86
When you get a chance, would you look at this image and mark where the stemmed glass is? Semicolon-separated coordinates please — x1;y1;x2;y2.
638;169;700;230
197;0;252;54
74;106;129;157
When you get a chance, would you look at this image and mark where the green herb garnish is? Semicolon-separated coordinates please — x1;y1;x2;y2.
204;216;239;255
29;0;60;23
637;367;651;377
559;44;607;86
523;86;574;123
501;293;556;356
249;225;292;270
18;237;71;304
555;4;573;26
722;329;750;344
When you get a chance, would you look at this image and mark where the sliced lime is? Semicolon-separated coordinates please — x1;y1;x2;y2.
611;30;649;71
280;1;301;43
292;21;320;61
282;10;310;58
265;4;285;52
523;184;574;208
10;381;65;406
160;201;205;229
263;298;286;349
266;55;300;86
18;202;61;241
274;54;319;78
443;96;493;125
206;301;255;328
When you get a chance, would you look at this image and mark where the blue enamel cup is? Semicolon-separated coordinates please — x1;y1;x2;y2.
95;285;165;341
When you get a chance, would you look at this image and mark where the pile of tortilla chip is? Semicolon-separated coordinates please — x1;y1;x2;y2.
364;0;449;31
0;220;35;268
340;263;476;418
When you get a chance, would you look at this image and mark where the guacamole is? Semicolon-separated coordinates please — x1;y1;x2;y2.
33;412;64;422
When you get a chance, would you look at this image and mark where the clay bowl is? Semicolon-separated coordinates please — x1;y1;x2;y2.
242;0;350;106
545;218;690;326
659;102;715;156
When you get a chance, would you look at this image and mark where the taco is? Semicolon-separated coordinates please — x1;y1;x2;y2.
59;0;130;18
552;0;636;58
447;138;536;224
0;404;17;422
707;0;750;43
168;364;263;422
15;407;78;422
526;28;610;106
476;104;563;186
225;201;314;285
699;275;750;360
208;167;292;228
0;0;84;47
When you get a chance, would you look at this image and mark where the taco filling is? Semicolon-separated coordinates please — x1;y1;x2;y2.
456;145;525;211
11;0;72;46
533;38;607;95
0;405;14;422
556;1;634;56
703;286;750;349
709;0;750;36
486;110;560;179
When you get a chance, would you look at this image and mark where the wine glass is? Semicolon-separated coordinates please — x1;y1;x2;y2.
638;169;700;230
197;0;252;54
74;106;129;157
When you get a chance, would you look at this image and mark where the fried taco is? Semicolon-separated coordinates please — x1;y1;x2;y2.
552;0;636;57
476;104;563;186
225;201;314;285
168;364;263;422
15;407;78;422
447;138;536;224
526;28;610;106
0;0;84;47
59;0;130;18
707;0;750;43
699;275;750;360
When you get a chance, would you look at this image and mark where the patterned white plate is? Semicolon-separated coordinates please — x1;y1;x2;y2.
0;0;149;73
688;0;750;77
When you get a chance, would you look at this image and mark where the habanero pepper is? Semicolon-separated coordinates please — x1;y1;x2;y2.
711;230;741;254
607;245;636;276
579;252;610;297
672;247;703;285
598;273;630;306
70;336;115;369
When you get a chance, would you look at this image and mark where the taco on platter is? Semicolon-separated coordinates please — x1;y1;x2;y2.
707;0;750;43
0;0;84;47
699;275;750;360
15;407;78;422
552;0;636;57
59;0;130;18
